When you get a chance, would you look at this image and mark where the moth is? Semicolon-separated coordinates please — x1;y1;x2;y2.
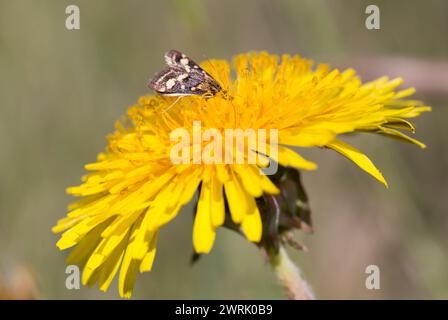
148;50;222;98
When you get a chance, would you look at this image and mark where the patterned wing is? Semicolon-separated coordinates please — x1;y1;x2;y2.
164;49;202;72
148;66;210;96
149;49;222;96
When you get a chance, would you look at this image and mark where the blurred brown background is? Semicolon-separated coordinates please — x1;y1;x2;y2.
0;0;447;299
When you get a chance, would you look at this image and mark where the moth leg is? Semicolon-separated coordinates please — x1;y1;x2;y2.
163;96;183;112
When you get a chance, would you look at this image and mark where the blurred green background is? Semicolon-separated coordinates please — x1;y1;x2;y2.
0;0;447;299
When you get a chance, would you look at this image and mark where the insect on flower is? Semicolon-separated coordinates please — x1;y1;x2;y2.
53;51;430;299
148;50;223;98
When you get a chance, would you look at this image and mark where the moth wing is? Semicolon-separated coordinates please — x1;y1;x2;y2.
150;50;221;96
164;49;204;72
148;67;177;93
164;50;182;67
148;66;208;96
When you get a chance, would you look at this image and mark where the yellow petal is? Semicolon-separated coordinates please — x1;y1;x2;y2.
234;165;263;197
279;128;336;147
98;235;128;291
276;146;317;170
147;182;183;231
210;176;225;227
192;183;216;253
260;174;280;194
52;215;85;234
180;169;202;205
378;127;426;148
98;250;124;292
101;209;143;238
139;232;158;272
66;220;109;266
241;205;262;242
56;217;98;250
216;164;230;183
223;172;249;223
132;211;158;260
82;227;130;285
327;140;388;188
118;217;144;299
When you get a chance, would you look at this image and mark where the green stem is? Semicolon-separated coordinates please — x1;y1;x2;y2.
268;245;315;300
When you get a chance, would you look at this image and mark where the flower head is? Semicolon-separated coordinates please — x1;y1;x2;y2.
53;52;430;298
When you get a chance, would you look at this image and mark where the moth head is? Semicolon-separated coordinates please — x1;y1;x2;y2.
198;78;222;98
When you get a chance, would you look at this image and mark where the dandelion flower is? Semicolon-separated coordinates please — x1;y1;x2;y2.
53;52;430;298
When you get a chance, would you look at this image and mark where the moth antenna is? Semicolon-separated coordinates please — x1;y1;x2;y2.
163;96;183;112
201;53;225;88
202;53;238;127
